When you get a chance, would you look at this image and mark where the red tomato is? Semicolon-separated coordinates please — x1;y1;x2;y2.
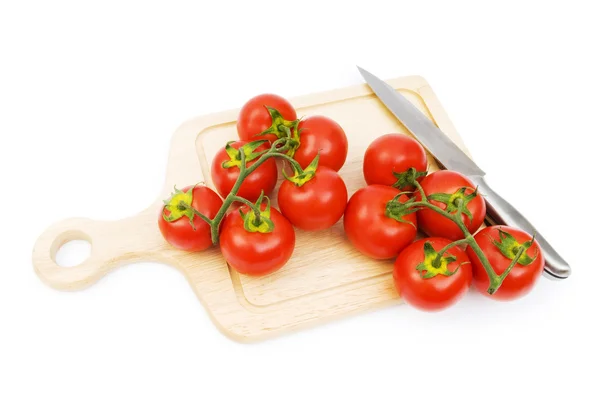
211;140;277;202
237;93;297;143
466;225;545;301
158;185;222;251
220;203;296;276
363;133;428;190
393;237;472;311
294;115;348;172
278;166;348;231
417;170;486;241
343;185;417;259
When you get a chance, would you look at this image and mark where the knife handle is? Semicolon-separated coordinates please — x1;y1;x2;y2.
469;175;571;279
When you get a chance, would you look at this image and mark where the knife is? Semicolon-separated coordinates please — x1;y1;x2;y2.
357;66;571;280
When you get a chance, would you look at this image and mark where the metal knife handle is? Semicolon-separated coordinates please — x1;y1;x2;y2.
469;175;571;279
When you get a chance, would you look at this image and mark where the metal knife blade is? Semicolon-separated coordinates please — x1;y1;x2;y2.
357;66;571;279
357;66;485;177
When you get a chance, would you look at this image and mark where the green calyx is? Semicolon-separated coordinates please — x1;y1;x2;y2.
385;193;418;228
416;242;460;279
283;153;319;187
428;186;480;221
241;192;275;233
162;185;197;229
222;140;269;169
491;229;538;266
258;106;300;157
392;167;428;190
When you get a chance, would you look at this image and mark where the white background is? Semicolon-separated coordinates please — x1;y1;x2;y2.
2;1;599;397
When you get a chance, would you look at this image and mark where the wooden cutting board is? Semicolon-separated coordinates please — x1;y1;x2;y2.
32;75;472;342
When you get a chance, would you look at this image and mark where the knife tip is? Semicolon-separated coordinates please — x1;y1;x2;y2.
356;65;372;80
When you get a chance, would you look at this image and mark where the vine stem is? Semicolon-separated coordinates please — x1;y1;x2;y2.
231;195;257;209
180;203;212;226
403;181;513;295
414;177;427;203
488;246;525;294
195;137;297;245
433;238;470;268
500;248;524;280
266;152;305;173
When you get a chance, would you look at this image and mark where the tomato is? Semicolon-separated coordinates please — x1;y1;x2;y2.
158;185;223;251
417;170;486;241
278;166;348;231
363;133;428;190
466;225;545;301
220;202;296;276
237;93;297;144
294;115;348;172
211;140;277;202
393;237;472;311
343;185;417;259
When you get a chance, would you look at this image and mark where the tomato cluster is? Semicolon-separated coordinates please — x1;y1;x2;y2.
158;94;546;313
353;133;545;311
159;93;349;276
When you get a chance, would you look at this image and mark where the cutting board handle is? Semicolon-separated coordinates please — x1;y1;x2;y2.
32;209;165;291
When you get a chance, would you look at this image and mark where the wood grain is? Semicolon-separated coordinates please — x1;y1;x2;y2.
32;75;472;342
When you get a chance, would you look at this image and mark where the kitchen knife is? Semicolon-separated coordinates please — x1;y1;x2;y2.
357;66;571;280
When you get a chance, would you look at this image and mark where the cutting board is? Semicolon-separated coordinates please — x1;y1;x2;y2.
32;75;472;342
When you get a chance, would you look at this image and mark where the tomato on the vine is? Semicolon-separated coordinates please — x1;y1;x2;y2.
466;225;545;301
211;140;277;202
343;184;417;260
220;200;295;276
278;165;347;231
294;115;348;172
417;170;486;241
158;185;222;252
393;237;472;311
363;133;428;190
237;93;297;144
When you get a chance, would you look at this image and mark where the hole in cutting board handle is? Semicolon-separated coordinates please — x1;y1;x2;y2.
55;239;91;267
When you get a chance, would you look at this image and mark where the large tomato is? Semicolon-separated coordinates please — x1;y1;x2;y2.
278;166;348;231
417;170;486;241
158;185;223;251
294;115;348;172
393;237;472;311
211;140;277;202
220;202;295;276
237;93;297;144
466;225;545;301
363;133;428;190
343;184;417;260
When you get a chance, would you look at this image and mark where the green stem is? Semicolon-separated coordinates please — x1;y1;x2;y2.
206;137;298;245
464;233;499;287
454;213;471;237
500;247;525;280
487;246;525;294
433;238;470;268
232;195;263;226
244;139;292;175
413;179;427;204
209;150;249;244
267;152;304;172
271;137;291;153
407;200;455;220
231;195;256;208
177;201;213;226
400;197;501;293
